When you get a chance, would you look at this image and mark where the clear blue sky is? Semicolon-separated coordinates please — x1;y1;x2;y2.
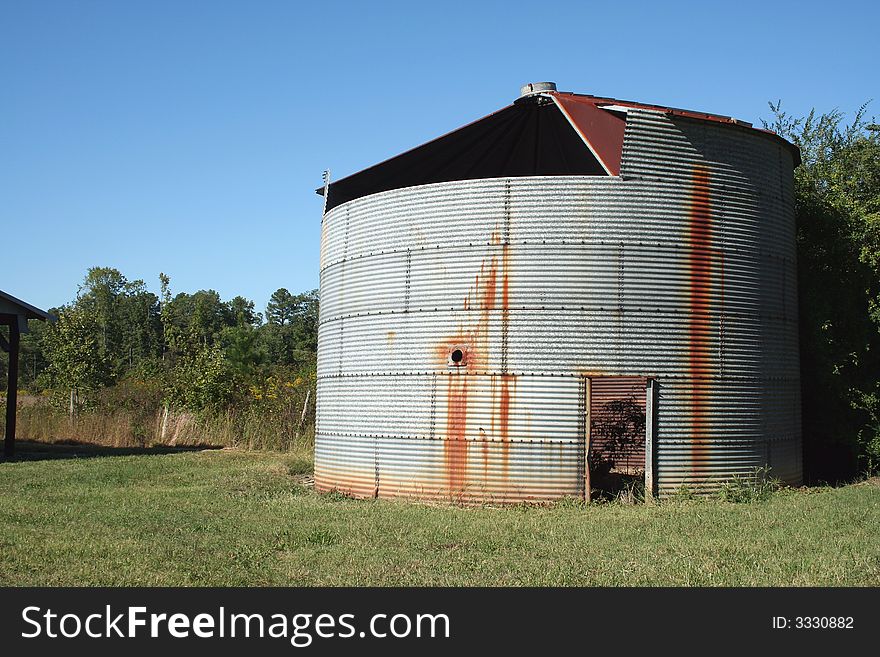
2;0;876;315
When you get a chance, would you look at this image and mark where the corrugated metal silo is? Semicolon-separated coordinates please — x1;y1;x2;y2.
315;83;802;501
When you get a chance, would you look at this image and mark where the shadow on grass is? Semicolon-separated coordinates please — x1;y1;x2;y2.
1;440;222;463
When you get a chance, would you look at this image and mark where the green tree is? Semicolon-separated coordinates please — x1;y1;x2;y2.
220;324;264;378
158;274;266;410
77;267;127;351
75;267;162;376
765;103;880;479
261;288;319;367
227;296;261;328
165;342;238;411
41;305;113;411
265;288;296;326
163;289;228;351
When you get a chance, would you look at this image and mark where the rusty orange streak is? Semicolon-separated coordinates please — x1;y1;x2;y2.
498;374;515;477
445;374;469;494
440;235;509;495
499;242;512;476
689;165;712;474
480;262;498;312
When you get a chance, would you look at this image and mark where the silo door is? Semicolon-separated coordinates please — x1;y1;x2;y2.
584;377;653;501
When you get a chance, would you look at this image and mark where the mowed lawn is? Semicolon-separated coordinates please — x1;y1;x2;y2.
0;444;878;586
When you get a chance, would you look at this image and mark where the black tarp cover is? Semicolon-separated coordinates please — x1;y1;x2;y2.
319;95;609;212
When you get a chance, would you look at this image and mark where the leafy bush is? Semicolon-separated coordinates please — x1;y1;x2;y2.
765;103;880;483
857;424;880;476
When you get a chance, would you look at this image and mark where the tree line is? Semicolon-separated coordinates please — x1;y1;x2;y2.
2;268;318;415
765;102;880;481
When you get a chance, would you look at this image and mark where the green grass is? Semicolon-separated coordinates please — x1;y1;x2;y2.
1;443;878;586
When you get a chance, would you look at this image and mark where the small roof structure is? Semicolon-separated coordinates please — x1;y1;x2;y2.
0;290;54;330
1;290;55;458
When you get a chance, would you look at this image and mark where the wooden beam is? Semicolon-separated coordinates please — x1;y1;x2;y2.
645;378;656;501
584;377;592;503
4;320;20;458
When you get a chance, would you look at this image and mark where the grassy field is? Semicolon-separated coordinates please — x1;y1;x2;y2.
0;442;878;586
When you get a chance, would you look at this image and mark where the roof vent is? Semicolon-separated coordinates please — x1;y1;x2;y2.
519;82;556;98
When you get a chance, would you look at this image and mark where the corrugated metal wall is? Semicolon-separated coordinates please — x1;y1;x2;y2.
316;108;801;501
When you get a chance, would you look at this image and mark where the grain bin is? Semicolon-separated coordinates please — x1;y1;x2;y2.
315;83;802;501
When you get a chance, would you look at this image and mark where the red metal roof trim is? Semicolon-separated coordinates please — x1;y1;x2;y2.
554;92;750;126
549;92;801;166
550;94;626;176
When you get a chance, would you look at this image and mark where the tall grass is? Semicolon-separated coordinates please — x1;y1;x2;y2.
0;395;315;451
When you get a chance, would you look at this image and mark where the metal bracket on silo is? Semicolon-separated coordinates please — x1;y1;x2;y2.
321;169;331;218
645;378;658;500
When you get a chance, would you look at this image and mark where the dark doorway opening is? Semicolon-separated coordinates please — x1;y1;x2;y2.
586;377;649;501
